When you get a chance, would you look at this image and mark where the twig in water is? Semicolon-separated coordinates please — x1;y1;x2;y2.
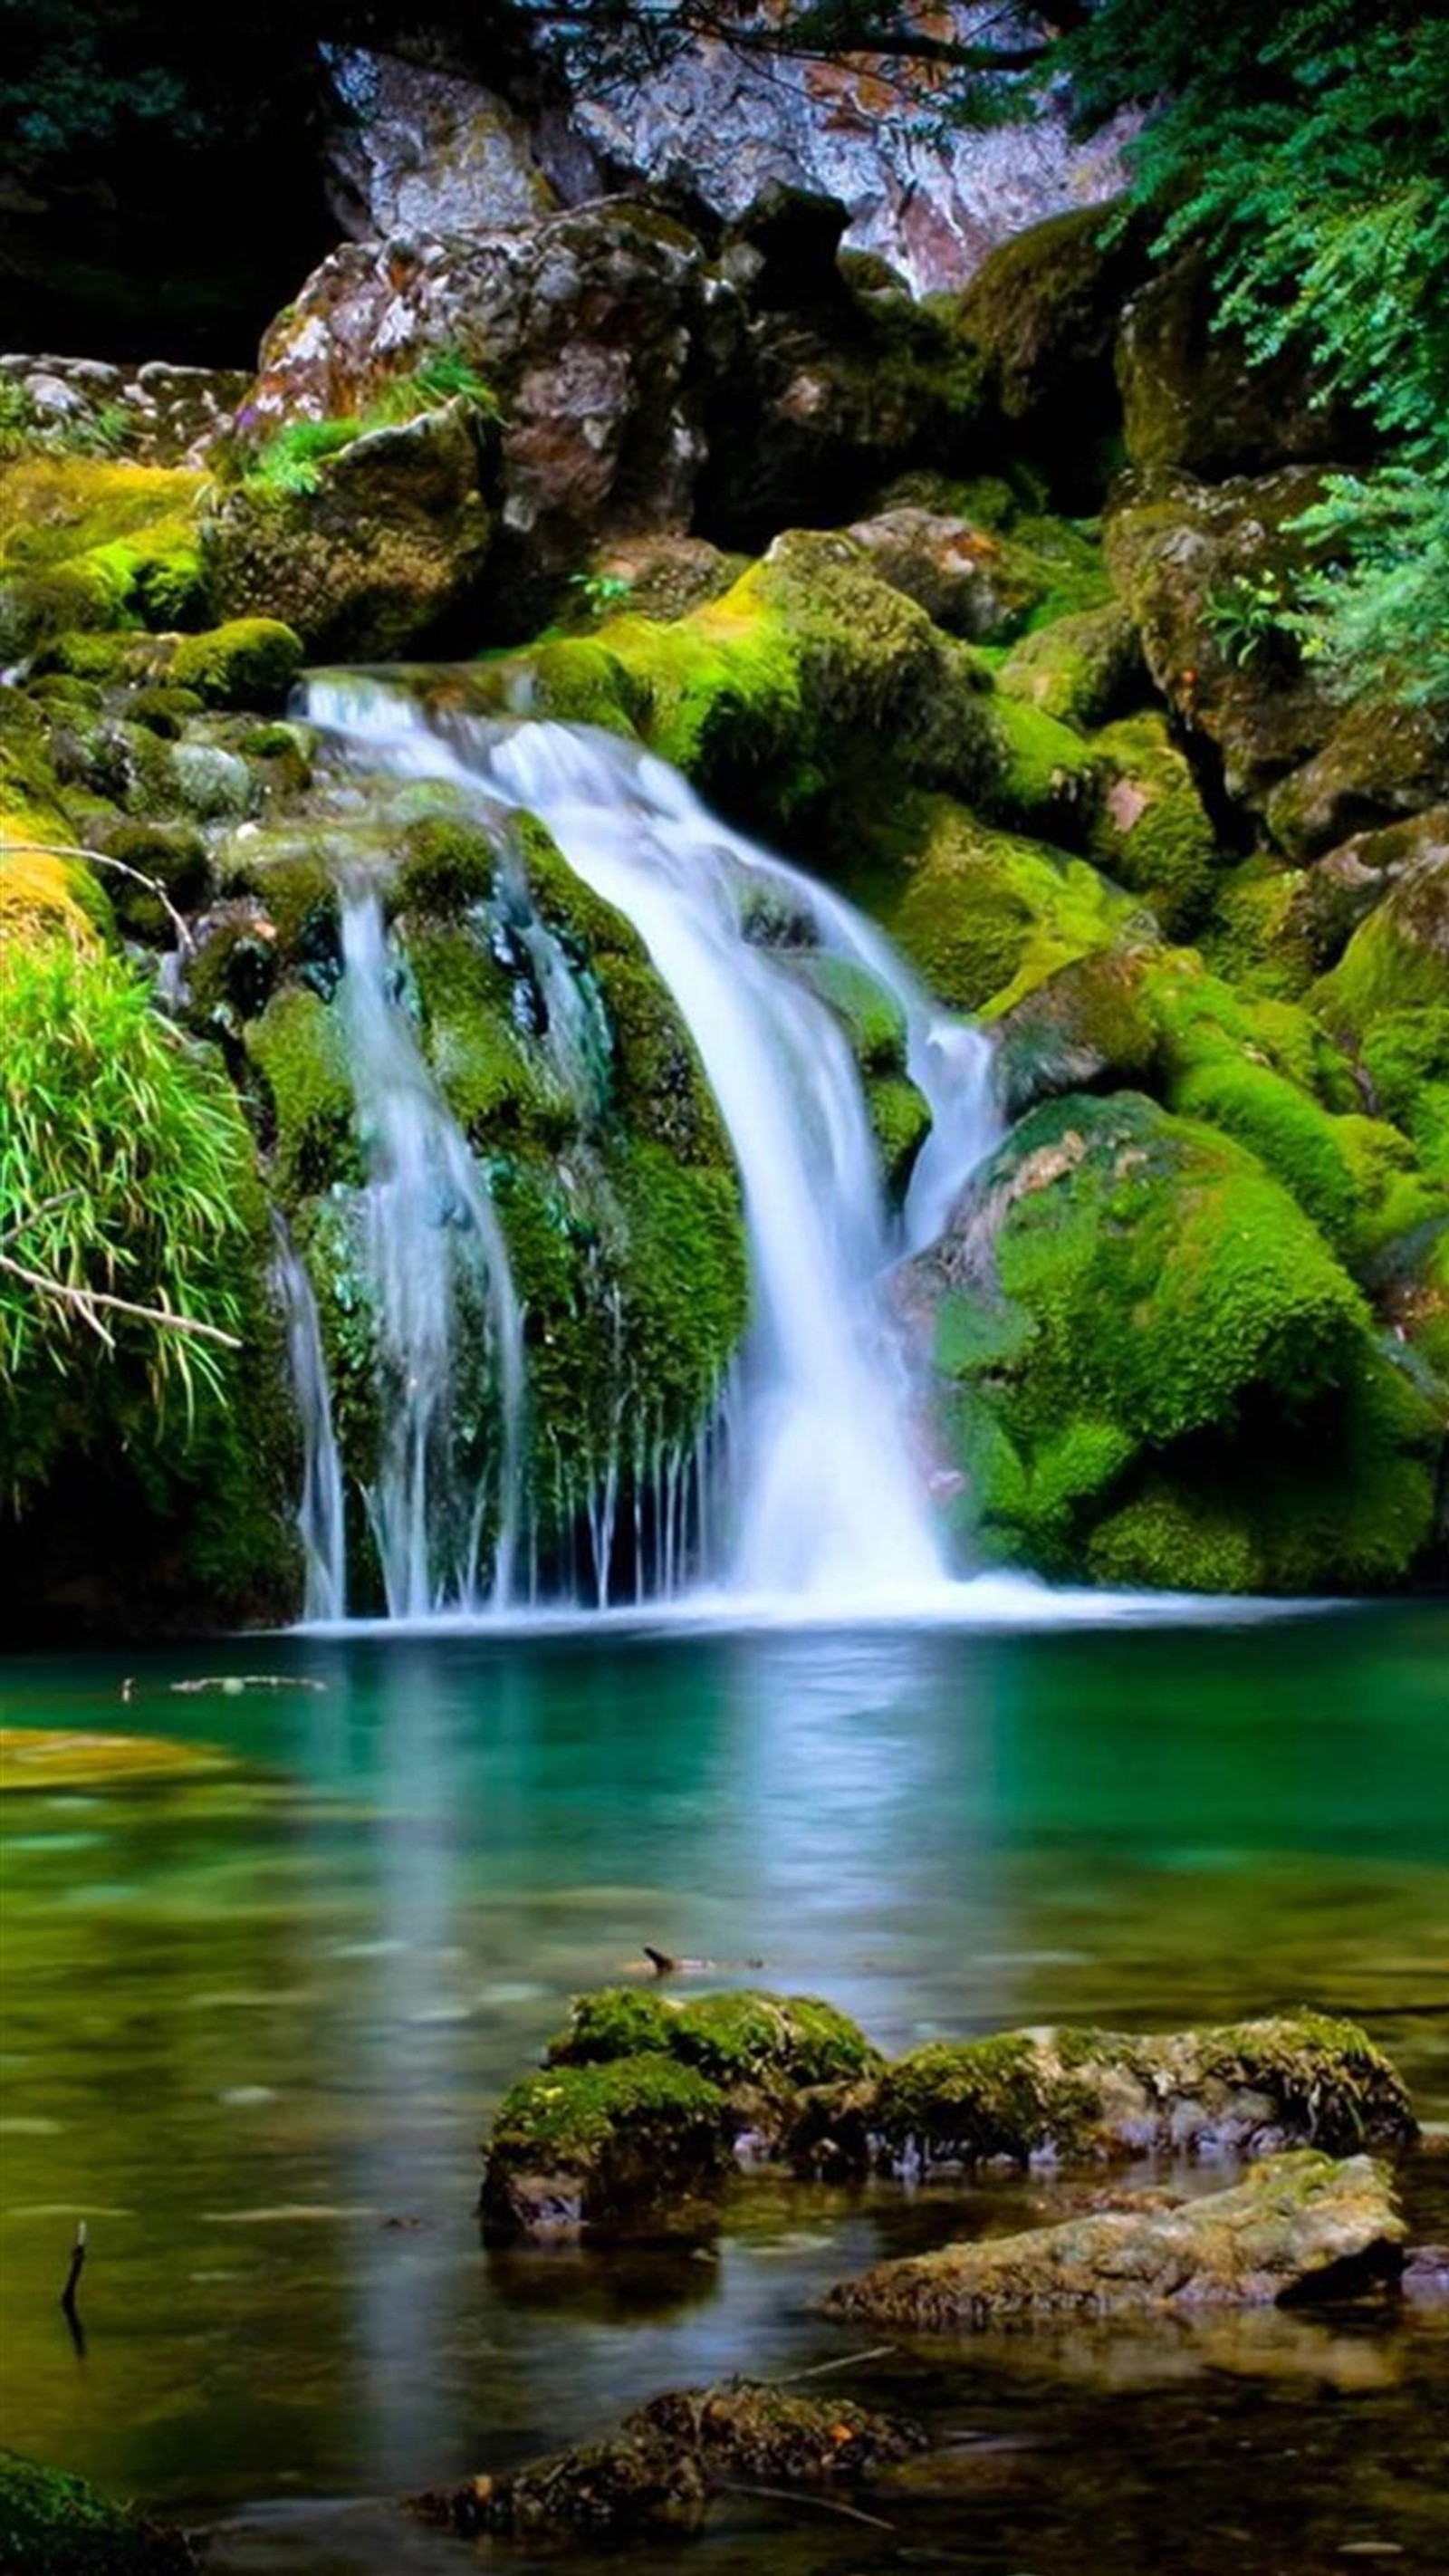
772;2344;897;2385
61;2221;87;2355
715;2481;896;2534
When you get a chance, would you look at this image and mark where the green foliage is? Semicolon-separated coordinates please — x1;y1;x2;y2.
0;938;256;1486
569;569;636;619
1067;2;1449;698
1286;471;1449;706
243;417;364;500
1201;568;1297;672
240;355;502;501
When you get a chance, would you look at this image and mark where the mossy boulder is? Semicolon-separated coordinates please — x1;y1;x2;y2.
478;2052;733;2241
952;204;1146;501
1103;466;1339;812
983;692;1106;848
1265;700;1449;861
416;2434;711;2539
1117;253;1370;479
1284;806;1449;976
823;2151;1406;2327
0;457;207;658
848;505;1044;642
838;787;1142;1018
628;2381;926;2481
991;946;1163;1123
0;2452;196;2575
902;1088;1440;1590
548;1985;879;2098
852;2012;1414;2178
204;402;492;658
1087;713;1222;935
998;601;1146;732
168;618;303;711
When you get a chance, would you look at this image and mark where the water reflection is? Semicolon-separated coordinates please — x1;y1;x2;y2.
0;1605;1446;2550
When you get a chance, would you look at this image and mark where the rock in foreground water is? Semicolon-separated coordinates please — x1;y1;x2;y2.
478;2052;732;2241
823;2150;1406;2328
412;2380;925;2538
0;2451;196;2575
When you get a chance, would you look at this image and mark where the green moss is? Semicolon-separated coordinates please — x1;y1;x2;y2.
866;1072;933;1204
0;2450;194;2575
984;693;1104;844
1359;1008;1449;1181
394;812;498;918
875;2032;1099;2166
480;2053;732;2236
916;1087;1440;1590
246;985;358;1200
1087;715;1222;937
410;919;572;1153
168;618;302;710
547;1988;677;2065
669;1993;881;2091
1172;1059;1360;1246
0;458;207;656
780;951;907;1074
1313;860;1449;1034
1200;855;1316;999
998;602;1144;731
841;788;1140;1018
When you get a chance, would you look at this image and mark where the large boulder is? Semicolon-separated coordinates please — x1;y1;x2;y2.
900;1088;1442;1590
823;2151;1407;2326
323;46;557;240
1265;700;1449;861
478;2052;733;2243
953;204;1147;499
1283;807;1449;976
203;401;492;657
1103;466;1340;809
242;203;712;612
1117;255;1371;480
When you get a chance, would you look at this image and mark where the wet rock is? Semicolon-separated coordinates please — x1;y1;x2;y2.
823;2150;1407;2326
478;2052;732;2243
415;2435;710;2538
794;2012;1416;2179
0;2448;197;2573
629;2379;926;2479
412;2380;924;2540
1402;2244;1449;2305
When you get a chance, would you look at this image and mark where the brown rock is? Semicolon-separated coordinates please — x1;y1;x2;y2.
823;2150;1407;2326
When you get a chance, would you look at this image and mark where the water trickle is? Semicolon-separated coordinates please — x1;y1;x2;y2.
271;1216;347;1622
337;884;526;1616
306;680;998;1614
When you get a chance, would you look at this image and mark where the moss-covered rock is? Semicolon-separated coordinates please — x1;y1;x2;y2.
823;2151;1406;2327
902;1089;1440;1590
998;601;1146;732
204;401;492;658
1117;253;1369;480
1087;713;1222;935
629;2381;926;2481
837;787;1142;1019
953;204;1146;501
478;2052;733;2241
856;2011;1414;2177
1284;806;1449;977
0;457;207;658
168;617;303;711
0;2451;196;2575
547;1985;880;2099
1265;700;1449;862
416;2434;710;2539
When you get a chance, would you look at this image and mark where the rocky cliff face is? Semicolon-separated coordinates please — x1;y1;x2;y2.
321;18;1135;295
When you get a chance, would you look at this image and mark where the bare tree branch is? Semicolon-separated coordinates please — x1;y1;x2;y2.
0;1253;242;1351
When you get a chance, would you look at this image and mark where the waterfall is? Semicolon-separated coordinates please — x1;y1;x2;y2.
338;885;526;1616
303;682;998;1613
270;1216;347;1622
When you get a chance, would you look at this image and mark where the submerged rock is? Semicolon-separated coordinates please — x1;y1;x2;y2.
0;2450;196;2574
413;2379;924;2539
822;2150;1407;2327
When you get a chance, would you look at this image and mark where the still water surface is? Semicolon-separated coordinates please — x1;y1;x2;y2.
2;1601;1447;2571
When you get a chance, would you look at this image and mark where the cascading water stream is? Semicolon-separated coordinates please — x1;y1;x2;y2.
271;1214;348;1621
338;885;526;1616
304;679;1000;1612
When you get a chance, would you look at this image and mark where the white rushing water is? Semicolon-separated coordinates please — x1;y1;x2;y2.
271;1215;348;1621
338;885;526;1616
302;681;999;1613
